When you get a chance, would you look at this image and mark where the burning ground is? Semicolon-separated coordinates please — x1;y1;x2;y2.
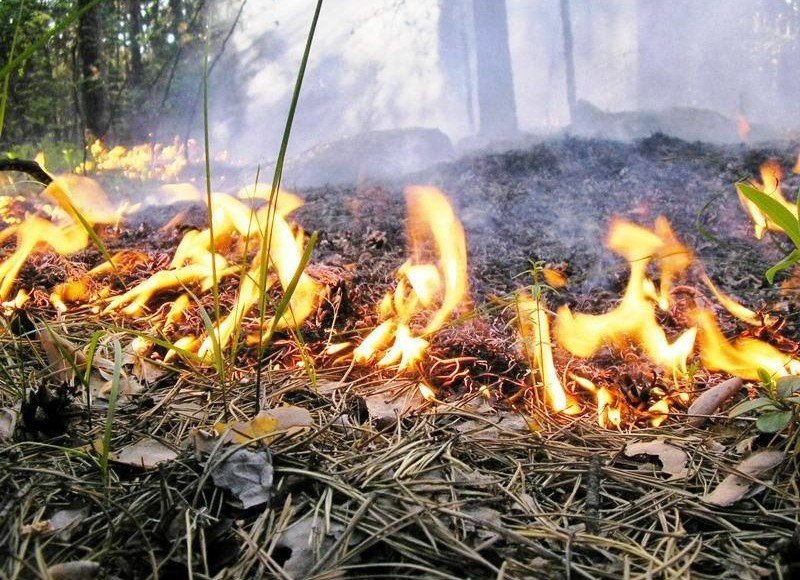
1;134;799;578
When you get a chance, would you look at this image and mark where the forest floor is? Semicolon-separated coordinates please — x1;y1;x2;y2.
1;134;799;579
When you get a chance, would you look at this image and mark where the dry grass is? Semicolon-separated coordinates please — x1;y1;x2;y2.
0;310;798;579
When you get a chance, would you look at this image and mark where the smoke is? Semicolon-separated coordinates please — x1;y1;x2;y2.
207;0;800;169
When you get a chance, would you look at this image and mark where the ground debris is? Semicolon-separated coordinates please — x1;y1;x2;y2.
210;448;274;509
702;449;785;506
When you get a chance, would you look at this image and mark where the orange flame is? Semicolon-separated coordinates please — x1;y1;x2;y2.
738;159;797;239
694;308;800;380
0;175;121;301
553;218;696;375
517;294;580;415
352;186;468;371
102;187;321;361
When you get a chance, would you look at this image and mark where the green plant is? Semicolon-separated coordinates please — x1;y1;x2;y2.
729;371;800;438
736;181;800;282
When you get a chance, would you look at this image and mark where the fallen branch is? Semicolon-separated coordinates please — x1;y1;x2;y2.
0;158;52;185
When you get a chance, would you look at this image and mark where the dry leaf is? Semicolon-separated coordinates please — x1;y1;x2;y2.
211;448;273;508
364;388;426;426
274;515;346;579
702;450;784;506
624;439;689;480
114;438;178;469
215;406;312;445
0;407;17;441
46;560;100;580
687;377;743;427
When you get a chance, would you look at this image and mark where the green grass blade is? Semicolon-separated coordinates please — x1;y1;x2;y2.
100;339;123;489
255;0;323;399
737;182;800;247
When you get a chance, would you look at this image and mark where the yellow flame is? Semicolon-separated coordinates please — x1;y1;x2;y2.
694;308;800;380
738;159;797;239
701;273;776;327
554;218;696;375
0;176;121;301
517;294;580;415
353;186;468;371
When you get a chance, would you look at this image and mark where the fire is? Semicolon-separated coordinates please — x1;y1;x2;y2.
0;175;121;301
738;159;797;239
553;217;696;376
103;186;322;361
737;115;751;142
693;308;800;380
351;186;468;371
517;294;580;415
76;138;195;181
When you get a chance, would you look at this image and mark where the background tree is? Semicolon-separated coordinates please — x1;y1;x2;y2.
471;0;517;138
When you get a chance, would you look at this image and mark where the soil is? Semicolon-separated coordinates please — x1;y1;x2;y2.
2;133;800;579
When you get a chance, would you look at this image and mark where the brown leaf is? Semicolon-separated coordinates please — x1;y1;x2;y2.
215;406;312;445
624;439;689;480
114;438;178;469
687;377;744;427
364;388;426;426
702;450;785;506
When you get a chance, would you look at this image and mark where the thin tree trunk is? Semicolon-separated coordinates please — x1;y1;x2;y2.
560;0;576;123
471;0;517;138
77;0;110;137
128;0;144;89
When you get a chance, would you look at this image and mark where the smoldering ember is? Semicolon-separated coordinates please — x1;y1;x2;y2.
2;2;800;579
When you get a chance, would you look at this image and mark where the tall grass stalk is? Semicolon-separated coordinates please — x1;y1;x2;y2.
255;0;323;405
100;339;122;489
200;38;228;419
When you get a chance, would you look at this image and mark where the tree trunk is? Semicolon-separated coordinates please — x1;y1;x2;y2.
438;0;476;134
128;0;144;89
471;0;517;138
560;0;576;123
77;0;110;137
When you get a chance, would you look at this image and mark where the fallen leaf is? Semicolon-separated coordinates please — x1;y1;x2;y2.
0;407;17;441
46;560;100;580
624;439;689;480
49;508;87;537
687;377;743;427
702;450;785;506
274;515;346;578
211;448;273;508
364;388;426;426
114;438;178;469
215;406;312;445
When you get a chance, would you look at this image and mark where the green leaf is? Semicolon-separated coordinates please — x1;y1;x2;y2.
737;182;800;247
757;368;775;389
776;376;800;399
783;396;800;405
755;410;793;433
765;249;800;284
728;397;776;417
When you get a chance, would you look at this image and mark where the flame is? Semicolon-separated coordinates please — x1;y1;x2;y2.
76;138;194;181
738;159;797;239
102;188;322;360
700;273;775;327
352;186;468;371
694;308;800;380
0;176;121;301
517;294;580;415
554;218;696;375
572;374;621;428
737;115;751;142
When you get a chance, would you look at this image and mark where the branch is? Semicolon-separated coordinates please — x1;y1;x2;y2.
0;158;53;185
